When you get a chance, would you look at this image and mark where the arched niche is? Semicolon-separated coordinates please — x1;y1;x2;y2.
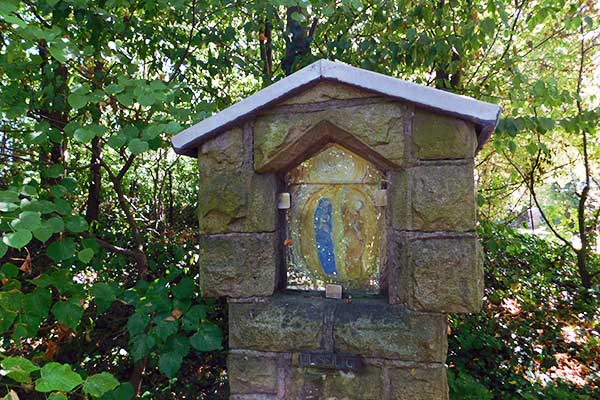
285;143;386;292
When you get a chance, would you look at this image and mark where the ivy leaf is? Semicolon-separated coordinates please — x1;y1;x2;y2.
51;299;83;329
190;322;223;352
0;357;40;383
83;372;120;398
158;352;183;378
34;362;83;392
3;231;33;249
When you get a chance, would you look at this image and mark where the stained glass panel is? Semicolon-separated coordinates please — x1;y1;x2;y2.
286;144;385;291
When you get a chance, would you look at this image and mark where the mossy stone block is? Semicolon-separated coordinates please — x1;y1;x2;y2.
333;300;447;362
229;295;324;352
412;109;476;160
228;352;279;395
389;365;449;400
408;236;484;313
198;127;276;234
199;233;276;298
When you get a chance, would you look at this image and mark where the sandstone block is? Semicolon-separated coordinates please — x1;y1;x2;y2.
229;294;324;352
198;127;277;234
254;102;409;171
412;109;476;160
285;365;385;400
388;234;484;313
388;365;449;400
333;299;447;362
279;81;378;105
199;233;277;298
390;163;476;232
228;352;279;395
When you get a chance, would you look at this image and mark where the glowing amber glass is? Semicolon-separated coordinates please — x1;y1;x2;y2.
286;145;385;291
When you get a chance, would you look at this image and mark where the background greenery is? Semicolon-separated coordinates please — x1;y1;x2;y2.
0;0;598;398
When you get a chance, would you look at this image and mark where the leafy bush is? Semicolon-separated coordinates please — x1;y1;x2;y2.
449;222;600;399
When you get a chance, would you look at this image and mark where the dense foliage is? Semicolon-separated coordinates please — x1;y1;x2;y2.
0;0;598;398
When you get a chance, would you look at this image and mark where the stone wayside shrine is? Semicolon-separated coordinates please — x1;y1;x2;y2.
171;60;501;399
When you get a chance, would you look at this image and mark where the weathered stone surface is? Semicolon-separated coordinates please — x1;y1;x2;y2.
388;365;448;400
279;81;379;105
388;234;484;313
228;352;279;394
409;236;483;313
285;365;385;400
412;109;476;160
390;163;476;231
198;127;277;234
254;101;409;171
229;294;325;352
333;299;448;362
199;233;276;298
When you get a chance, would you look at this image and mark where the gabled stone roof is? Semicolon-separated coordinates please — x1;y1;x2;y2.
171;59;501;157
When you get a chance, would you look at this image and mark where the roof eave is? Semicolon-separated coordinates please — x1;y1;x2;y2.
172;59;502;157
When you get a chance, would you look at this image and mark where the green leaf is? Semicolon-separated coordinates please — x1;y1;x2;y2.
0;190;20;203
158;352;183;378
127;313;149;336
78;248;95;263
51;299;83;329
190;322;223;352
0;357;40;383
91;283;117;313
107;134;127;148
127;138;149;154
105;84;124;94
137;93;155;106
11;211;42;231
68;93;88;109
48;42;69;63
35;362;83;392
47;238;76;261
172;277;194;300
65;215;88;233
47;217;65;233
48;394;68;400
74;127;96;143
153;320;179;339
130;334;155;361
182;305;207;331
102;383;135;400
50;184;68;198
45;164;64;179
3;231;33;249
83;372;120;398
0;241;8;258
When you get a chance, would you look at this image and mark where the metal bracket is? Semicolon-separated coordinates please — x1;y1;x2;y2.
277;192;291;209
